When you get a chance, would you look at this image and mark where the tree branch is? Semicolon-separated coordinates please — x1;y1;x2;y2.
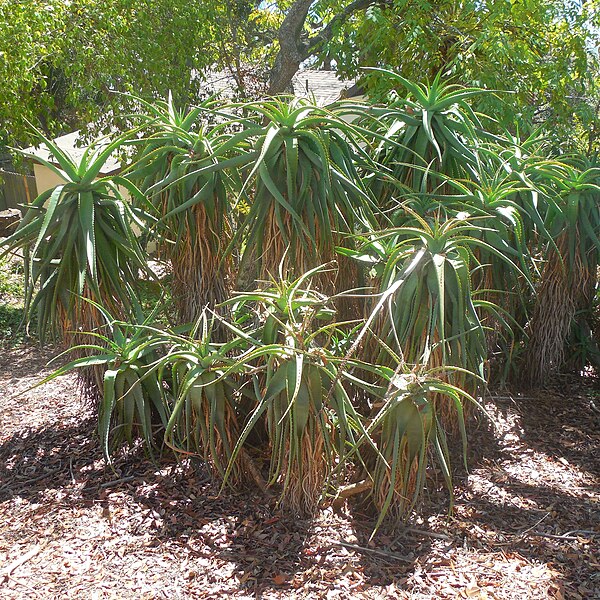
268;0;379;95
306;0;376;54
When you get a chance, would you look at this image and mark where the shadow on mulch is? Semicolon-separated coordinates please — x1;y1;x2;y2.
0;418;109;505
342;508;434;588
0;414;434;594
454;476;600;599
332;376;600;594
450;377;600;598
0;419;314;594
514;378;600;478
0;375;598;597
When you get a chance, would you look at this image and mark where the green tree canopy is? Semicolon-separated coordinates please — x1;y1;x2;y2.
2;0;600;150
323;0;600;148
0;0;266;145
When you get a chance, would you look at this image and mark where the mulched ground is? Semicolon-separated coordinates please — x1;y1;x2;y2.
0;344;598;599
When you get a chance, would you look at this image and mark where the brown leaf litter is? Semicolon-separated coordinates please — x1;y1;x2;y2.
0;345;598;598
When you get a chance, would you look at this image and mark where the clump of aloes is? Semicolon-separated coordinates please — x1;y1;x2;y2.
223;265;365;515
127;95;242;325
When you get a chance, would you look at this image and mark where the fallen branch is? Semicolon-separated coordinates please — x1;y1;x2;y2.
334;541;413;563
1;544;42;584
333;480;372;507
99;476;136;489
525;529;600;541
561;529;600;537
403;528;451;541
513;512;551;535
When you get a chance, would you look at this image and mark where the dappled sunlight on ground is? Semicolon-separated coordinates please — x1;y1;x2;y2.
0;345;598;598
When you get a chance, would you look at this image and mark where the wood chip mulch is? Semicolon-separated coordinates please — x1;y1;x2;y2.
0;345;598;599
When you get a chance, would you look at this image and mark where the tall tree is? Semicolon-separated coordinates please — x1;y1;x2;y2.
267;0;600;147
0;0;263;146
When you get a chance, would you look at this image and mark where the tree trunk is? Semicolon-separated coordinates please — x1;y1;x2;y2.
267;0;377;96
268;0;314;94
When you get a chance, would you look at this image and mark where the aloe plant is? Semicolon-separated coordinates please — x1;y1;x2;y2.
154;314;251;483
127;95;243;324
39;302;170;459
365;369;479;528
524;160;600;384
446;166;533;369
223;265;366;514
1;126;147;344
360;216;489;380
222;97;377;294
362;69;487;205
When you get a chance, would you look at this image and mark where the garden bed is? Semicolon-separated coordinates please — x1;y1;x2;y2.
0;343;598;599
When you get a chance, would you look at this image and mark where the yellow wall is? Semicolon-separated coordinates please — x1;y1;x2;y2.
33;163;130;198
31;163;156;252
33;164;66;194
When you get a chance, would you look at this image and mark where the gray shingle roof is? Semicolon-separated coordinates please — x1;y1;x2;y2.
203;69;357;105
292;70;357;105
25;70;359;169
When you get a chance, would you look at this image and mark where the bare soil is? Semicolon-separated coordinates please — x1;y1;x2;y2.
0;344;598;599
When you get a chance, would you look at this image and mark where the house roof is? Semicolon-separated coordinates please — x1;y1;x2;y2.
292;70;358;105
202;69;359;106
25;70;361;171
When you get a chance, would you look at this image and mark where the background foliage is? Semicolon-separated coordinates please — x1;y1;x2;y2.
2;0;600;151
